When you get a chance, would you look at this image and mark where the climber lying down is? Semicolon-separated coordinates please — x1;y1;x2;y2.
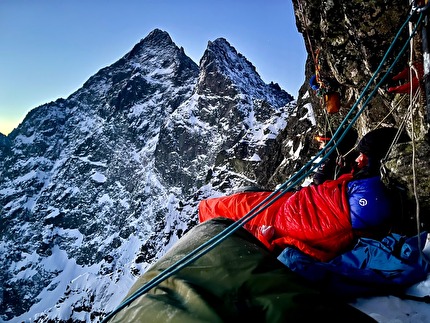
199;128;407;262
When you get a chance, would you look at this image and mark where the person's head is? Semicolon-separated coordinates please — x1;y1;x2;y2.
312;128;359;185
355;152;368;169
354;127;410;176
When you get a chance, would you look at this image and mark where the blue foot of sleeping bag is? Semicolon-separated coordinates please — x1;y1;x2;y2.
278;232;430;298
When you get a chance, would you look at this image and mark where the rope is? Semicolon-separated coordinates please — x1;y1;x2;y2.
375;94;408;129
410;92;425;259
296;0;326;94
343;93;409;160
387;19;421;158
321;111;343;180
296;0;318;69
412;0;430;269
396;293;430;303
408;25;425;262
381;8;430;267
408;20;423;249
314;48;326;91
280;8;421;192
100;8;424;323
318;10;423;178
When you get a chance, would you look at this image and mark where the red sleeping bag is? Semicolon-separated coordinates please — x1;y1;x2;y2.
198;190;293;249
199;174;355;262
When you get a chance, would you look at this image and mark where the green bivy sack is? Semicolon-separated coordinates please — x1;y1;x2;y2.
110;218;375;322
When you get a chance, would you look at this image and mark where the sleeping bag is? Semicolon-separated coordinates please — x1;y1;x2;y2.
198;190;293;250
199;175;396;262
347;176;394;232
108;218;376;323
278;231;430;298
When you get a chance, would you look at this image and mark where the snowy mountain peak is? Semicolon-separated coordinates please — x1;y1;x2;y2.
0;29;294;322
78;28;197;101
153;36;294;196
206;37;258;75
198;37;292;107
124;28;176;61
142;28;173;45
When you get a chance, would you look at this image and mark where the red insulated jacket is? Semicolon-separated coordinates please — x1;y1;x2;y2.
198;174;354;262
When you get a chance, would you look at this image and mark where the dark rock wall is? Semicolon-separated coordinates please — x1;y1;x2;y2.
267;0;430;233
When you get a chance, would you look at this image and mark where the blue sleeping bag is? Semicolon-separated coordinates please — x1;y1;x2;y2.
347;176;393;230
278;232;430;298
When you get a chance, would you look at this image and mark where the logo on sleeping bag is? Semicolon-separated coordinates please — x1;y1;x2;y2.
348;177;393;230
359;198;368;206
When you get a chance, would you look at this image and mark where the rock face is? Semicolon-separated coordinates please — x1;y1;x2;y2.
267;0;430;233
154;37;293;193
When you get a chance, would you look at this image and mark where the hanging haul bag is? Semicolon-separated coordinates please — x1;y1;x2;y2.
324;91;340;114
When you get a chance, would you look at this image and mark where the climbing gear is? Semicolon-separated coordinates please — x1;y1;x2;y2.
299;0;341;115
309;74;320;91
315;135;331;142
324;91;341;114
387;61;424;93
380;4;430;268
101;7;426;323
309;49;341;114
414;0;430;121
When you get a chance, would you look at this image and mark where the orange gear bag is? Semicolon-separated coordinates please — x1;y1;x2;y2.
324;91;340;114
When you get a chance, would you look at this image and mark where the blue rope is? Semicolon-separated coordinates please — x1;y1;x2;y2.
101;10;423;323
286;9;417;187
285;11;422;190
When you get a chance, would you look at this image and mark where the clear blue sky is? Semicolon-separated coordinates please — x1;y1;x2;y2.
0;0;306;135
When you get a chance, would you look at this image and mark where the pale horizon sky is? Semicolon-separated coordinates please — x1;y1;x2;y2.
0;0;306;135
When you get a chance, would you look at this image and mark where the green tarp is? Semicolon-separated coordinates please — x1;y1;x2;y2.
110;218;375;322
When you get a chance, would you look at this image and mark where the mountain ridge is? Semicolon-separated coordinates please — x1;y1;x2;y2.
0;28;295;322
